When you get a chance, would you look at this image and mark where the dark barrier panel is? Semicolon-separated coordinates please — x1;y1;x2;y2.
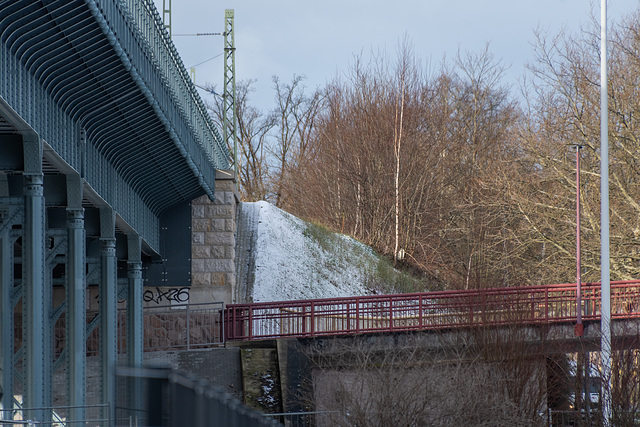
114;365;282;427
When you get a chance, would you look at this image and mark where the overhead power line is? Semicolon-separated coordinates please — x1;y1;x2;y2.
173;32;225;36
189;53;224;70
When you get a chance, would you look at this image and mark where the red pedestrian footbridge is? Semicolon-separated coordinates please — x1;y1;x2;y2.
224;280;640;341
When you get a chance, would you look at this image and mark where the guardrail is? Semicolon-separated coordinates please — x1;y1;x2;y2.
224;280;640;341
139;302;225;351
49;302;224;358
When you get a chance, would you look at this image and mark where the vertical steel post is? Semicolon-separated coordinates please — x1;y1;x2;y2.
126;234;143;367
575;145;584;336
23;173;50;423
301;306;306;335
355;298;360;334
545;288;549;320
66;174;86;423
600;1;612;424
67;206;86;422
186;303;191;349
126;234;143;423
100;208;117;425
310;302;315;337
0;224;14;420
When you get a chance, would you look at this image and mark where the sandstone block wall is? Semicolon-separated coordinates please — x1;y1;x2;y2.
190;172;239;305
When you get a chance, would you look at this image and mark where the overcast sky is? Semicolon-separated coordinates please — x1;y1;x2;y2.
154;0;639;111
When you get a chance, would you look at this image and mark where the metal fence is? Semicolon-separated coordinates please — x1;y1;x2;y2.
225;280;640;341
0;404;109;426
134;302;224;352
49;301;224;358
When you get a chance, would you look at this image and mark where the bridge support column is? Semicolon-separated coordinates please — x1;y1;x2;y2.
191;170;238;305
23;173;51;423
126;234;143;422
127;234;143;367
100;208;117;425
0;216;15;420
66;174;86;423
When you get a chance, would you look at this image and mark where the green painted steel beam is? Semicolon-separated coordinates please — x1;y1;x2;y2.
0;216;14;421
66;174;86;423
100;207;117;425
23;173;52;423
126;233;144;423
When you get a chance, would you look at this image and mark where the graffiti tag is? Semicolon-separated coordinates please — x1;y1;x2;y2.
143;287;190;304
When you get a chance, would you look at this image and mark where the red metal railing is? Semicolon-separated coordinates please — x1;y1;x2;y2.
224;280;640;341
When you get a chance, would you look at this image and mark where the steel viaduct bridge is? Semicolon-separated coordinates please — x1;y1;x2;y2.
0;0;230;424
2;1;639;425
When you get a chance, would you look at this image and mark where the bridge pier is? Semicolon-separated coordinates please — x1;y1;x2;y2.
190;170;239;305
127;234;143;368
99;208;117;424
23;172;51;423
0;147;152;424
66;174;86;423
0;199;20;421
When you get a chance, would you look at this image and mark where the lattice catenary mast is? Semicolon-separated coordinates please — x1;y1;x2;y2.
163;0;171;37
162;4;237;175
223;9;238;177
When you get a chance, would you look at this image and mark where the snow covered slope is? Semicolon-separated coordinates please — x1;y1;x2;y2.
235;201;407;303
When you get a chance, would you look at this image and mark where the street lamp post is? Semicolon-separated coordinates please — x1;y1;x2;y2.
574;145;584;337
600;0;612;424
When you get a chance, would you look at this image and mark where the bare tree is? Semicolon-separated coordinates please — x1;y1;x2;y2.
288;44;520;290
512;9;640;284
270;75;324;209
302;329;548;427
205;79;275;201
393;41;410;264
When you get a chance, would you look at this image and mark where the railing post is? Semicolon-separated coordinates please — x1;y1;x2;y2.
346;302;350;332
221;304;225;344
301;305;306;335
186;303;191;350
545;288;549;321
248;307;253;340
389;297;393;331
356;298;360;334
419;295;423;329
310;302;315;337
224;307;231;340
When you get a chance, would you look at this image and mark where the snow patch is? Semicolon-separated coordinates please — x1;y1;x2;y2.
248;201;378;302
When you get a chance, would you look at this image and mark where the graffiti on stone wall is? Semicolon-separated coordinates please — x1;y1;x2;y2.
143;287;190;304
